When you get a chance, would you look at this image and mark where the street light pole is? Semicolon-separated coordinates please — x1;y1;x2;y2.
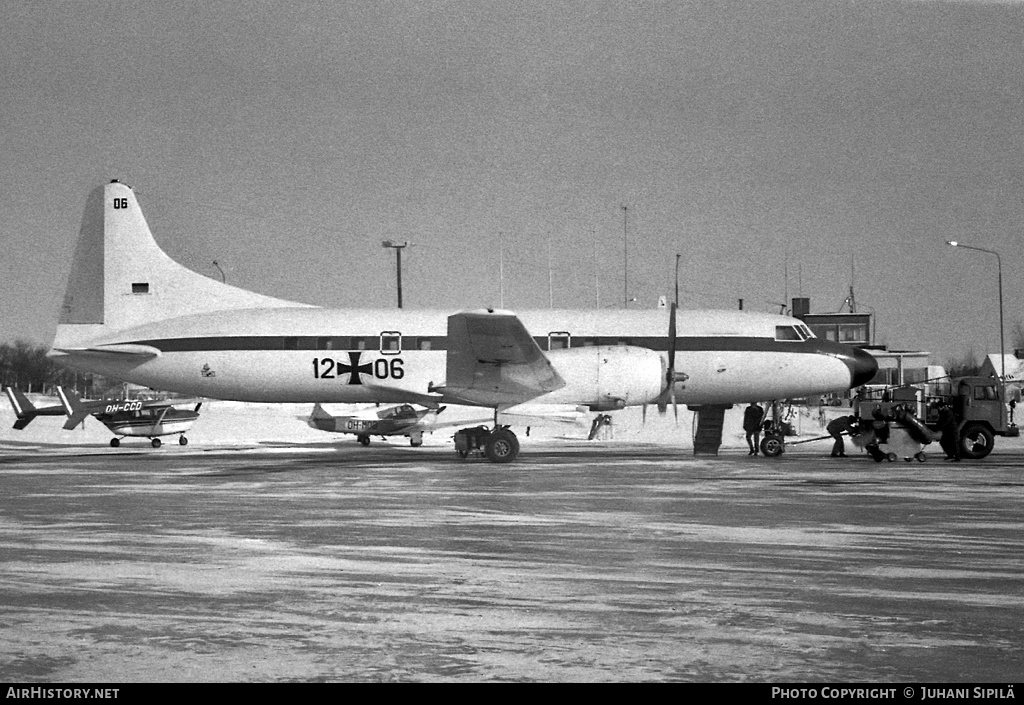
947;241;1005;381
382;240;409;309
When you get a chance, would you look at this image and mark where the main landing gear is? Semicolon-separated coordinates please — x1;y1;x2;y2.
453;425;520;463
108;435;188;448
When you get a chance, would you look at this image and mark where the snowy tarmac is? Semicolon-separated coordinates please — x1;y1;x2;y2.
1;440;1023;682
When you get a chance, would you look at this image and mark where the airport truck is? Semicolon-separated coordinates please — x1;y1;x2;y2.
760;376;1019;459
922;376;1019;459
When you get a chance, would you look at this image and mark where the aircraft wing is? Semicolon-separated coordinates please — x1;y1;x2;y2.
430;310;565;407
49;344;161;360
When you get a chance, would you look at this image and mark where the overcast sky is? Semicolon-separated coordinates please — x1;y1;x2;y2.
2;0;1022;365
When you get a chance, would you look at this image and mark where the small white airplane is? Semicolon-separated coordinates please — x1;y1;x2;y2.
48;181;877;462
55;387;202;448
307;403;446;447
5;385;201;447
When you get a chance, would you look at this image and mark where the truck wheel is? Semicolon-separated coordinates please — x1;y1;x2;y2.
959;424;994;459
485;428;519;463
759;435;784;457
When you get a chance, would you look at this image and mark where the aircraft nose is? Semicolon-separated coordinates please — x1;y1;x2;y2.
847;347;878;388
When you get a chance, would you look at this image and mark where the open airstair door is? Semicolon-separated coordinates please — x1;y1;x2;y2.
691;404;732;455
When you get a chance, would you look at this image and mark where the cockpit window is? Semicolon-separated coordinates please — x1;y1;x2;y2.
797;323;815;339
775;326;803;341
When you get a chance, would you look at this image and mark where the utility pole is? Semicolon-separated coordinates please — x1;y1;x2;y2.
381;240;408;309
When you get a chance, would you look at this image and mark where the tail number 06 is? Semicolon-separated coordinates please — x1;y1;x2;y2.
375;358;404;379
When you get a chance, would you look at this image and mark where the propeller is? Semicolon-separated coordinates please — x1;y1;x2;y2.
659;302;689;423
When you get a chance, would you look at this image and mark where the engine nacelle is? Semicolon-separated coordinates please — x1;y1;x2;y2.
545;345;664;410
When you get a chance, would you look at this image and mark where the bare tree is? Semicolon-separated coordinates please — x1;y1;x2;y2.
944;350;981;379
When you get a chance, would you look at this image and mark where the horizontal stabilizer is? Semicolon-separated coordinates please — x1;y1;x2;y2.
52;344;162;359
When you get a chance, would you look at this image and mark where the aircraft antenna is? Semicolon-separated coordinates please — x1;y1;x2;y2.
621;205;629;308
548;232;554;309
498;231;504;308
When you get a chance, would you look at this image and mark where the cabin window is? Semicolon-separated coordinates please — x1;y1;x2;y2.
616;338;632;346
316;337;335;350
351;337;368;350
131;282;150;294
775;326;802;342
380;332;401;354
283;337;299;350
579;337;597;347
549;332;570;350
415;337;433;350
974;385;998;401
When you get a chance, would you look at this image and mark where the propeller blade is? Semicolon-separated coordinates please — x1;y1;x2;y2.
667;302;677;376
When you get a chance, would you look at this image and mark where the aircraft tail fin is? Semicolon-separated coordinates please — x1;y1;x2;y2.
56;387;93;431
52;180;312;355
6;387;36;429
5;387;68;429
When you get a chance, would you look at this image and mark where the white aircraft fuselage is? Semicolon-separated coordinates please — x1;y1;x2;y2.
49;182;877;415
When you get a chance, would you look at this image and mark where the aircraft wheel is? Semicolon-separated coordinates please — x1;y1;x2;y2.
759;435;784;458
151;438;162;448
886;452;897;462
959;423;994;460
915;452;927;463
357;435;370;446
410;438;423;447
179;436;188;446
110;438;120;448
485;428;519;463
457;449;469;459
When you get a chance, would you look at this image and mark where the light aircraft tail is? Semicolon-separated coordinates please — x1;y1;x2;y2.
51;180;311;354
5;387;68;429
6;387;38;429
56;387;93;430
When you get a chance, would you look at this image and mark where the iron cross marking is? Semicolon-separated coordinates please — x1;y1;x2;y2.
338;352;373;385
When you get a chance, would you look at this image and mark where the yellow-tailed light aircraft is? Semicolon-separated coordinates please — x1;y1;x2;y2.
307;403;446;447
48;181;877;462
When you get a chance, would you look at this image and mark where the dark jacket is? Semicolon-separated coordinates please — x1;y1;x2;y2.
743;405;764;432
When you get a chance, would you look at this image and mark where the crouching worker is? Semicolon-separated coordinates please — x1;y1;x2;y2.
864;407;891;462
826;414;860;458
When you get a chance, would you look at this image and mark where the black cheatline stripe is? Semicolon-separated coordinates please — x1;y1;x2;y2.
124;336;825;354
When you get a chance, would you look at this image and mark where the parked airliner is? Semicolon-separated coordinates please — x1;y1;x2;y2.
48;181;876;462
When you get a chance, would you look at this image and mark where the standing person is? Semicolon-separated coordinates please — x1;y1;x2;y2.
826;414;859;458
936;402;961;461
743;402;765;455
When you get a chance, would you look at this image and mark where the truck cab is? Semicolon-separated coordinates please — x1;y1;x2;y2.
925;376;1019;459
